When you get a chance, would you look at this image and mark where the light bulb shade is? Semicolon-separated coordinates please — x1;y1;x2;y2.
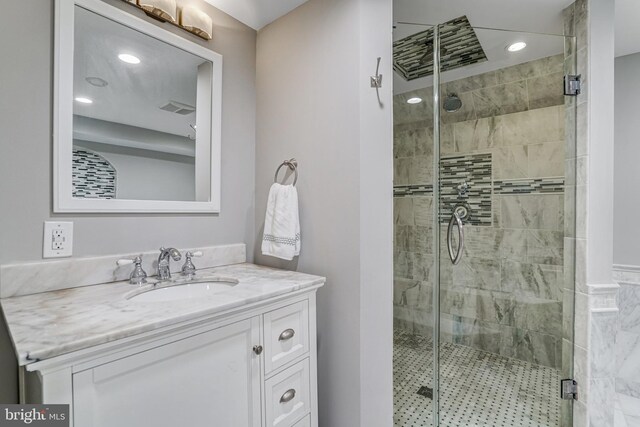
137;0;177;23
180;6;213;40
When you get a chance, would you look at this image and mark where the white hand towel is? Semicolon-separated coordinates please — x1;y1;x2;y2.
262;183;301;260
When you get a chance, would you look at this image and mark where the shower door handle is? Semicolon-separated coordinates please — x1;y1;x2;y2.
447;211;464;265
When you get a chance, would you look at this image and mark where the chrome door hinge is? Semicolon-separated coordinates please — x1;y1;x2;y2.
561;379;578;400
564;75;581;96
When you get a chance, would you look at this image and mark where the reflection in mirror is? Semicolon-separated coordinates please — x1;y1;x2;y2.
72;5;212;202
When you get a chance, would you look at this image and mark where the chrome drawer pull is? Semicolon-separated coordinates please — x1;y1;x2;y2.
279;328;295;341
280;388;296;403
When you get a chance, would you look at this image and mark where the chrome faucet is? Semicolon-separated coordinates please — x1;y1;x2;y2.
157;247;182;281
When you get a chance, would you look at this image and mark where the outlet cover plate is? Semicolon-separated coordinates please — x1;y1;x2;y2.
43;222;73;258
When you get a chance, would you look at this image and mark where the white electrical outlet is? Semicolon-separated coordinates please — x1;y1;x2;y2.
43;222;73;258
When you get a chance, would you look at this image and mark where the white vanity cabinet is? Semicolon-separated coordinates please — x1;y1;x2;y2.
23;292;319;427
73;318;262;427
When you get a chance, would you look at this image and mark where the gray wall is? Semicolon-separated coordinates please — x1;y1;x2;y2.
614;53;640;267
255;0;393;425
0;0;256;403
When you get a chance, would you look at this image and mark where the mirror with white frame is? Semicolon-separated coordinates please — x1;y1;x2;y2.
54;0;222;213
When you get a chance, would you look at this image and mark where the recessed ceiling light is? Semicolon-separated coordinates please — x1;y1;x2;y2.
507;42;527;52
74;97;93;104
118;53;141;64
85;76;108;87
407;97;422;104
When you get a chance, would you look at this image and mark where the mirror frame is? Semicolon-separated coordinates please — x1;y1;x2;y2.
54;0;222;213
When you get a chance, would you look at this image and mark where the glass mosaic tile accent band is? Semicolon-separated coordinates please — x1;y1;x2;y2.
394;177;565;197
393;16;487;81
393;184;434;197
72;148;116;199
494;178;565;194
439;153;492;226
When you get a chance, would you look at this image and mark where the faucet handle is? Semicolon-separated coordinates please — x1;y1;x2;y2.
181;251;202;276
117;256;147;285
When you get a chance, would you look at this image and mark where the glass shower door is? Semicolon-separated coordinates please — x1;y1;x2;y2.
392;21;439;427
434;24;577;427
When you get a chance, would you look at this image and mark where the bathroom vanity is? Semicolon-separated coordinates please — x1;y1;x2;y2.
0;0;327;424
0;255;324;427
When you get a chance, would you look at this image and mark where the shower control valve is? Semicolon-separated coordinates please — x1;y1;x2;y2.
456;181;469;197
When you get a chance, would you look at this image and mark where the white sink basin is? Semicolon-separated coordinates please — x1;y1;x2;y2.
128;278;239;303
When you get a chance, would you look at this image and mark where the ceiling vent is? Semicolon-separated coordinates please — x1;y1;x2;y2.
159;100;196;115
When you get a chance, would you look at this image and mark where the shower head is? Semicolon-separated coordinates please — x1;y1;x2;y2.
443;94;462;112
418;41;448;65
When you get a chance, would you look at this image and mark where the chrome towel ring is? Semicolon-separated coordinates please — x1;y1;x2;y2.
447;203;468;265
274;159;298;186
447;211;464;265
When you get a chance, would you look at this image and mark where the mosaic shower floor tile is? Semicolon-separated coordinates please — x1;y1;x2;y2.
394;329;560;427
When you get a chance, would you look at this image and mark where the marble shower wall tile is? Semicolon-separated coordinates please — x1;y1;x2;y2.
513;297;563;336
528;71;565;109
413;197;434;226
393;86;434;128
501;260;563;301
394;197;415;225
512;327;562;368
395;55;565;131
473;80;529;118
441;288;514;326
494;146;529;179
393;250;413;278
499;105;565;146
616;329;640;399
453;117;503;152
616;275;640;406
590;378;616;426
443;71;498;94
495;54;564;85
527;230;564;266
499;194;564;231
393;157;411;185
528;141;565;178
619;283;640;335
615;393;640;427
590;310;618;378
393;53;570;371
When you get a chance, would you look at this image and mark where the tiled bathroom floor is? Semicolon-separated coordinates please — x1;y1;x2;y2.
394;329;560;427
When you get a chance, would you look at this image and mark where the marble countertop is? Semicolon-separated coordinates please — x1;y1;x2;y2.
0;263;325;366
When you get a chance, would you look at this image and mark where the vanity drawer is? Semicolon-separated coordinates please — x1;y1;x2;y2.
265;358;311;427
293;414;311;427
263;301;309;373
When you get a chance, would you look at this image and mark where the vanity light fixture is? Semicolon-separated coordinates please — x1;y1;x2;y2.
120;0;214;41
180;6;213;40
507;42;527;52
138;0;177;23
74;97;93;104
118;53;141;64
407;97;422;104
